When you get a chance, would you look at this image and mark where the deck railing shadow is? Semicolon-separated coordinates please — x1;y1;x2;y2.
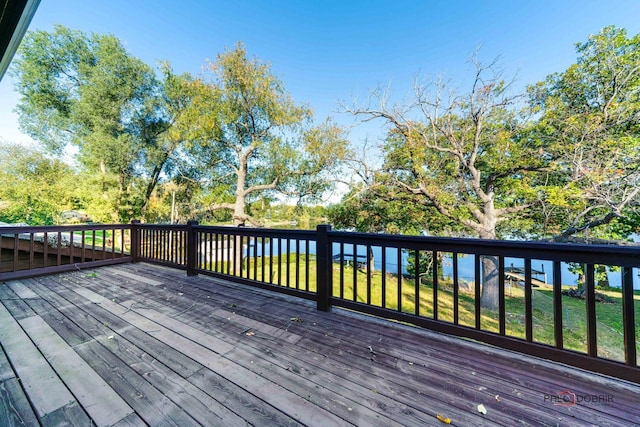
2;220;638;384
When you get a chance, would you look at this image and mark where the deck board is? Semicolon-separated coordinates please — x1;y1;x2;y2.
0;345;39;427
1;263;639;426
102;268;592;426
85;267;620;425
0;304;78;419
18;315;134;426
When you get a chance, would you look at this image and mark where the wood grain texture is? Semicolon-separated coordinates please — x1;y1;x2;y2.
1;263;639;426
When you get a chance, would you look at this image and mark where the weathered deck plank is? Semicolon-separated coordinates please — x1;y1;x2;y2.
29;275;308;426
0;345;39;427
73;263;640;425
68;288;350;427
0;304;79;421
94;266;591;426
17;315;135;426
1;263;639;426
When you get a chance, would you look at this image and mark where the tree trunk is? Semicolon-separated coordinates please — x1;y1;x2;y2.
232;160;247;274
478;210;499;311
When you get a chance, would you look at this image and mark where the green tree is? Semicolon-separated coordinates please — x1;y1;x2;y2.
11;25;183;222
328;184;445;235
529;26;640;242
0;143;77;224
347;59;549;310
180;43;349;226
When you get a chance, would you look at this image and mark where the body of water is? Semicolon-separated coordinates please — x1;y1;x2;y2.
238;239;640;289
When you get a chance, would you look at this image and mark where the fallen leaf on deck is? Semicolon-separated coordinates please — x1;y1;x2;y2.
436;414;451;424
477;404;487;415
495;394;501;402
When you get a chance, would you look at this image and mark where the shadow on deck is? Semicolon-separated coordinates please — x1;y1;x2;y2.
0;263;638;426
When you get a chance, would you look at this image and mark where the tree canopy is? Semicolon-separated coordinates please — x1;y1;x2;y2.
344;58;548;241
11;25;182;222
529;26;640;242
178;43;349;226
0;143;77;225
338;26;640;244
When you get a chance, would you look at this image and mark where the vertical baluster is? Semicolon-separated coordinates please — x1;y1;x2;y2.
253;236;258;280
622;267;637;366
177;229;182;264
585;263;597;357
81;230;86;263
227;234;232;275
213;232;217;270
262;237;267;282
269;237;274;283
102;229;107;260
381;245;387;309
366;246;372;305
43;232;48;267
353;244;358;302
499;256;505;335
165;228;169;262
69;231;75;264
239;234;244;278
414;250;420;316
433;250;439;320
13;233;19;272
553;261;563;349
28;233;34;270
475;255;481;329
397;248;402;312
295;239;300;290
453;252;459;324
277;238;282;286
91;230;96;261
339;242;345;299
286;238;290;288
305;239;310;292
524;258;533;342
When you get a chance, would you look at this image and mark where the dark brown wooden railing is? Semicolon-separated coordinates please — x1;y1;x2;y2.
0;223;132;280
2;221;639;383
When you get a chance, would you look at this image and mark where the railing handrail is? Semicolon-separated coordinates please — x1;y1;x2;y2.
0;223;132;234
328;229;640;266
192;224;316;239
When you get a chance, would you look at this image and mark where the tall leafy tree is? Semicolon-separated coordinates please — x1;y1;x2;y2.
11;25;180;222
0;143;77;225
181;43;348;226
529;26;640;242
347;59;549;309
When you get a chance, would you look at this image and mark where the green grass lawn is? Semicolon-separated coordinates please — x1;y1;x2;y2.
205;254;640;364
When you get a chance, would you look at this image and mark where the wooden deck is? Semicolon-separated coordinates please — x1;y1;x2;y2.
0;264;638;426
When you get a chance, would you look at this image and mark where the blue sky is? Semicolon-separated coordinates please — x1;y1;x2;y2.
2;0;640;147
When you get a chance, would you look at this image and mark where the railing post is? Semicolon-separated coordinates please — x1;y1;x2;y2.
316;224;332;312
130;220;140;263
186;220;199;276
622;267;637;366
